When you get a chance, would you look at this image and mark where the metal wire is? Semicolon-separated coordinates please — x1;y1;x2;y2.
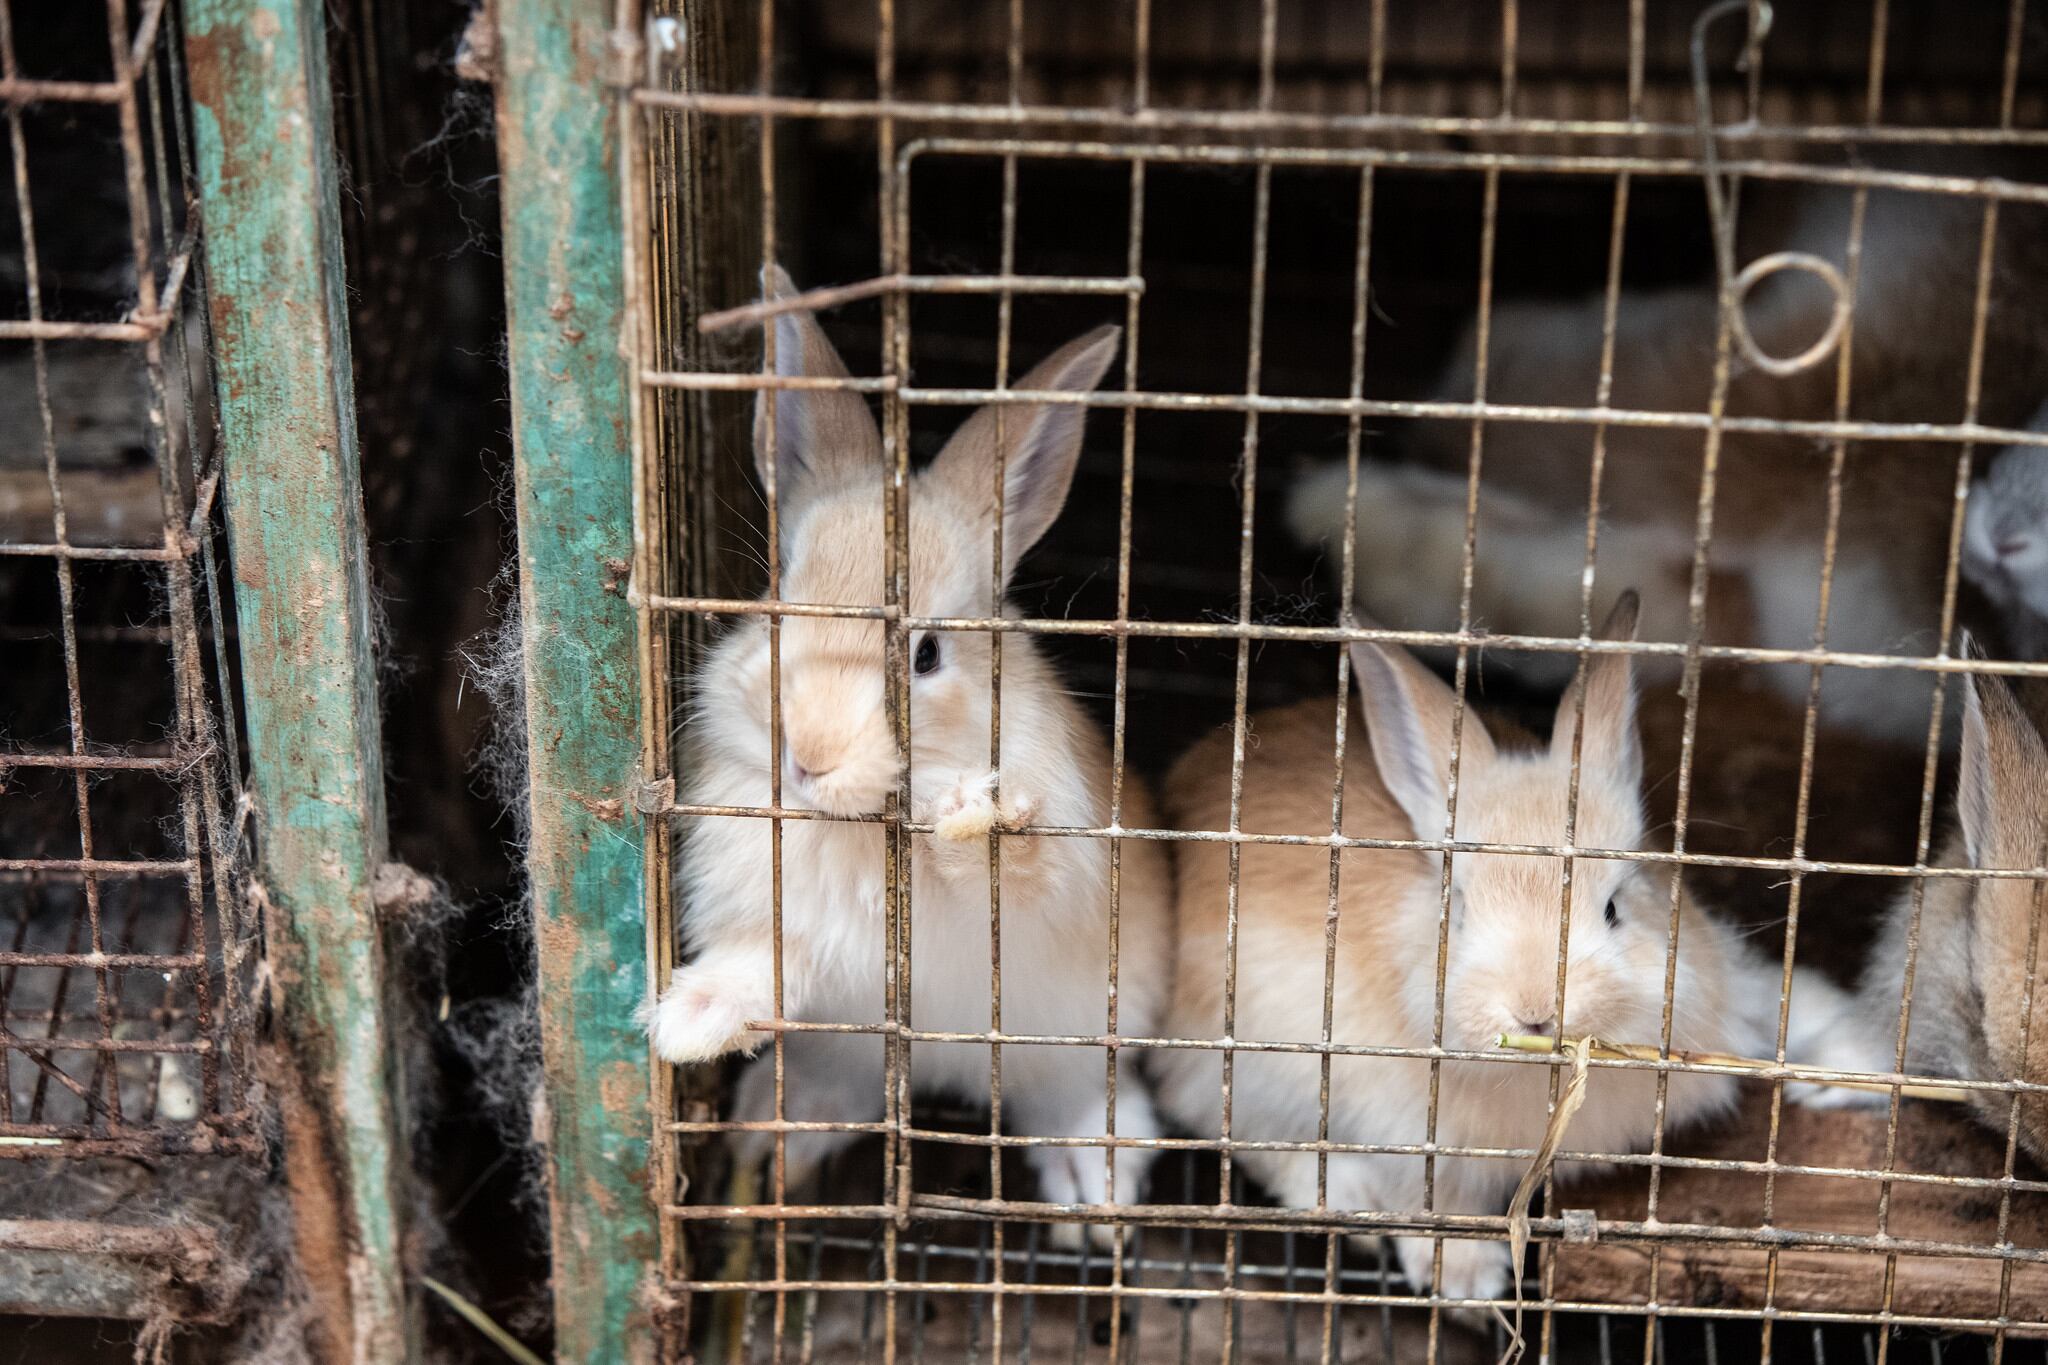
635;1;2048;1359
0;0;251;1164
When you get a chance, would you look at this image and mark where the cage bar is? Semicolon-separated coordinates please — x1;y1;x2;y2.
585;1;2048;1359
491;0;665;1359
184;0;414;1355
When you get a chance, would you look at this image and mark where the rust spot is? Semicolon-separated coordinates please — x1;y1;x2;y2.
535;911;582;984
183;30;225;128
599;1058;644;1117
562;326;586;343
266;1045;356;1365
571;792;626;822
549;291;576;320
600;556;630;596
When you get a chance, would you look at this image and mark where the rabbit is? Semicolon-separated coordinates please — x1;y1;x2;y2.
1290;180;2048;745
1150;593;1881;1305
1963;402;2048;660
1285;458;1746;693
1855;665;2048;1161
643;270;1175;1234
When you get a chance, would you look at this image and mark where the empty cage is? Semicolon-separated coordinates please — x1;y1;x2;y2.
0;0;267;1334
524;0;2048;1362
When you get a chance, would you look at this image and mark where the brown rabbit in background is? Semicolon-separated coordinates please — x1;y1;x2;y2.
1855;666;2048;1161
1290;177;2048;743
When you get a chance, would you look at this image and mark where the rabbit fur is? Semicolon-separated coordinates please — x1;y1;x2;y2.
1964;403;2048;659
646;271;1175;1230
1290;180;2048;740
1856;667;2048;1161
1151;595;1880;1303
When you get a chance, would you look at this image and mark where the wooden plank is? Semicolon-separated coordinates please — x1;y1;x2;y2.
491;0;663;1359
0;1219;225;1322
1550;1097;2048;1333
183;2;415;1359
0;469;166;547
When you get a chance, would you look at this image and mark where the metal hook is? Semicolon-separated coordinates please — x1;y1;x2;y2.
1690;0;1849;379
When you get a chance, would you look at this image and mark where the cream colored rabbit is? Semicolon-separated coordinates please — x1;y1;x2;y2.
1858;666;2048;1159
1152;594;1879;1304
645;271;1174;1227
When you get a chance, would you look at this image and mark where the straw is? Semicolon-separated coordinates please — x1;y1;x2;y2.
1494;1033;1974;1102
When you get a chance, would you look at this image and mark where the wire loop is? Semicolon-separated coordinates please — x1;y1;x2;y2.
1691;0;1850;378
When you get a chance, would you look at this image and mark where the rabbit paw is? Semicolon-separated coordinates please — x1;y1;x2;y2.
1787;1078;1891;1110
1396;1235;1513;1312
930;772;1001;842
919;775;1042;879
1029;1145;1139;1255
1786;1029;1897;1111
642;972;771;1065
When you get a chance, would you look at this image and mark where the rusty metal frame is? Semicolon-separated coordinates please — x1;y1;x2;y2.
607;0;2048;1360
0;0;265;1335
492;0;667;1360
184;0;417;1356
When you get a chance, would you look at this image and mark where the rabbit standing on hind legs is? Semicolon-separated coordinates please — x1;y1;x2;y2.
643;270;1175;1239
1152;593;1877;1308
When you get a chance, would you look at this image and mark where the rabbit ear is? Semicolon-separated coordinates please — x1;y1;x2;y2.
1552;591;1643;799
1957;663;2048;871
1348;639;1495;843
751;267;883;506
928;324;1121;581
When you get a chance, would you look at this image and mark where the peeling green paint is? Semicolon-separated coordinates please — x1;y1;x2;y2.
184;0;415;1359
493;0;662;1359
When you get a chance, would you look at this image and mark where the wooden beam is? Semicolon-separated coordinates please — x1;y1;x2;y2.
185;1;415;1358
1550;1097;2048;1333
492;0;664;1358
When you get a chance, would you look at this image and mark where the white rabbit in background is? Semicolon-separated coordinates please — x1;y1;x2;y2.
1963;403;2048;659
1152;594;1881;1304
644;270;1175;1234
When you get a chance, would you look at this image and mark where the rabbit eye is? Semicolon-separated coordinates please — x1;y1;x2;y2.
1603;896;1620;928
914;634;942;676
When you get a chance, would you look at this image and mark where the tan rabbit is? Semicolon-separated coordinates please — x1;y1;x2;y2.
1151;594;1878;1304
1857;667;2048;1160
645;271;1175;1230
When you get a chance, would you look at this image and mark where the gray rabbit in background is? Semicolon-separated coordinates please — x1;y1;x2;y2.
1964;402;2048;659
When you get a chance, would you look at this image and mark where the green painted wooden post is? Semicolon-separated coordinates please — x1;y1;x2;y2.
184;2;416;1360
494;0;664;1358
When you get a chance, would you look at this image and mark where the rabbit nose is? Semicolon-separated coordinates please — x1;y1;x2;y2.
785;751;836;787
1514;1014;1557;1038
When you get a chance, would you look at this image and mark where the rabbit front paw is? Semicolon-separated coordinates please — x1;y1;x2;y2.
918;775;1044;880
1396;1235;1513;1311
643;972;772;1064
928;772;1001;842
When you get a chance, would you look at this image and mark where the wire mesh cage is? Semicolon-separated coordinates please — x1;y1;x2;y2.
0;0;260;1326
596;1;2048;1361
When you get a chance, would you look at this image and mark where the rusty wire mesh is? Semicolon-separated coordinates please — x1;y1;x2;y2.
627;1;2048;1360
0;0;255;1172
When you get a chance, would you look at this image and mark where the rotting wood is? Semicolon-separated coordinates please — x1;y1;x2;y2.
0;1218;226;1323
184;0;416;1359
1551;1095;2048;1332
